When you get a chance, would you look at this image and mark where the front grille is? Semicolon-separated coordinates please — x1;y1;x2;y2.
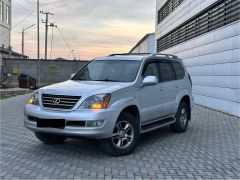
42;94;81;110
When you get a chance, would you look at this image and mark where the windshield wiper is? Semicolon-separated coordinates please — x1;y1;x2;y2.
94;79;121;82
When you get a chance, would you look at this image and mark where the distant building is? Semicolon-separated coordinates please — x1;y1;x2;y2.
0;0;26;59
129;33;155;54
0;0;11;49
0;47;28;59
156;0;240;117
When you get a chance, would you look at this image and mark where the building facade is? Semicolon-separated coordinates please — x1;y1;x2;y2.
0;0;11;48
156;0;240;117
129;33;156;54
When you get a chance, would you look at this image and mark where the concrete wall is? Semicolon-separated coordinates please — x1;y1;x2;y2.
156;0;240;117
1;59;88;86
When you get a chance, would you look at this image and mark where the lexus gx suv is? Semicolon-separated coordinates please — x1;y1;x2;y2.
24;53;194;156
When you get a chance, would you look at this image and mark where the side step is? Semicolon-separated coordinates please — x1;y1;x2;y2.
141;117;176;133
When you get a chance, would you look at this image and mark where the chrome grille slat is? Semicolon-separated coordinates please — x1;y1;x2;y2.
42;97;79;101
42;94;81;110
42;99;77;104
42;102;74;107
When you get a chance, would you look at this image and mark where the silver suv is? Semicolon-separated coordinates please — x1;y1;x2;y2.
24;53;194;156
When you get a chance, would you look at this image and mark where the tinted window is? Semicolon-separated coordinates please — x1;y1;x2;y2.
72;60;141;82
142;63;159;81
158;62;175;82
172;61;185;80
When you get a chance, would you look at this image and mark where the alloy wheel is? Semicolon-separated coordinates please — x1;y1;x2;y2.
179;108;187;128
112;121;134;149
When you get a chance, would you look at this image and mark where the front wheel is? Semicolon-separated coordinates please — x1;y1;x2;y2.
34;132;67;145
100;112;140;156
170;102;189;133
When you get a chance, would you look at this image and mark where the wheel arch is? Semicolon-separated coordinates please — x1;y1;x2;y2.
119;105;140;122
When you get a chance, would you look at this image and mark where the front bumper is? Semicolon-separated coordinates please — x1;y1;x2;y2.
24;104;120;139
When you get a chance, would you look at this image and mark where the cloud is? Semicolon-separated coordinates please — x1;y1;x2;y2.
11;0;155;60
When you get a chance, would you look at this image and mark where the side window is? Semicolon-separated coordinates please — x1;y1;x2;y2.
142;63;159;81
158;62;175;82
172;61;185;80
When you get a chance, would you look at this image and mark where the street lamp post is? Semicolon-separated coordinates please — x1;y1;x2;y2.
37;0;40;87
21;24;35;57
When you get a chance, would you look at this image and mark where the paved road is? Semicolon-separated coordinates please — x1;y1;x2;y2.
0;94;239;179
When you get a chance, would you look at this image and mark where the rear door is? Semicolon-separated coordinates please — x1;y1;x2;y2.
171;61;187;113
157;61;177;116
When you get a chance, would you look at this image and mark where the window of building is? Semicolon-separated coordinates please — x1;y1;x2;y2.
158;62;175;82
157;0;185;24
0;1;3;21
157;0;240;52
6;5;10;24
172;61;185;80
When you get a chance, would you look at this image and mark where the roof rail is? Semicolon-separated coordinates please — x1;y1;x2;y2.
108;53;180;60
109;53;151;56
152;53;179;59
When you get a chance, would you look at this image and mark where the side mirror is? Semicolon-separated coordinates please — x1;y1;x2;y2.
70;73;76;79
142;76;158;86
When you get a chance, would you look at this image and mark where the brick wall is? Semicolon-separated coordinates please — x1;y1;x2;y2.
1;58;88;86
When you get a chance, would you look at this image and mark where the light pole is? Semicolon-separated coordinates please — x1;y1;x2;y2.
49;23;57;60
40;11;54;60
21;24;35;57
37;0;40;87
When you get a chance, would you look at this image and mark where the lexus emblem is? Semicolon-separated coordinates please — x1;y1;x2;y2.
53;98;61;104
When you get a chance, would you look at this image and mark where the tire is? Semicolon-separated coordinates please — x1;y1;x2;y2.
34;132;67;145
170;102;189;133
100;112;140;156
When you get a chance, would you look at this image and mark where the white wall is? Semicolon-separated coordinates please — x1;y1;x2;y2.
156;0;219;40
156;0;240;117
0;0;11;48
131;34;156;53
0;26;10;47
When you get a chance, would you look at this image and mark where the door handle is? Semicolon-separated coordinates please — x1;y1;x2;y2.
175;84;179;88
159;87;164;91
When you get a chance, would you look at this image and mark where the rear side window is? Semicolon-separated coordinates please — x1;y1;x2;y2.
172;61;185;80
158;62;175;82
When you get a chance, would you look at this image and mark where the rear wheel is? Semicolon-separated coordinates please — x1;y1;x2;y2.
170;102;189;133
100;112;140;156
35;132;67;144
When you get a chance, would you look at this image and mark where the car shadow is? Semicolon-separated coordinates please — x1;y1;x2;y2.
26;126;175;159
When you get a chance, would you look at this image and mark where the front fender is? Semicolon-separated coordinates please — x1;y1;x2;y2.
110;96;140;121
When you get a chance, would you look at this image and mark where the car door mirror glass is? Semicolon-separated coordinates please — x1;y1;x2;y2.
142;76;158;86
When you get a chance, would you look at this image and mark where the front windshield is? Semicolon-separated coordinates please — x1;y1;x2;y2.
72;60;141;82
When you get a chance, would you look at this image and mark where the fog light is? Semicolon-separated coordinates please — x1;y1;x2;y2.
86;120;105;127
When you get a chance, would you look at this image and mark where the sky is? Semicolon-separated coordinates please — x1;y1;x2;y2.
11;0;156;60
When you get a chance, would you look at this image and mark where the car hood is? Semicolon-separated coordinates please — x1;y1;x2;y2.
39;80;132;96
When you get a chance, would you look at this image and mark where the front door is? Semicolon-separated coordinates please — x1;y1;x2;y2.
137;62;166;123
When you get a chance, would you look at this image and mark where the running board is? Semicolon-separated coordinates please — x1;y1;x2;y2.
141;117;176;133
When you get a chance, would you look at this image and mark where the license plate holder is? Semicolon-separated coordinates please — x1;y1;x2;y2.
37;119;65;128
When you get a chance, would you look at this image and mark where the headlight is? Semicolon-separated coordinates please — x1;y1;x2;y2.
79;94;111;109
28;91;39;105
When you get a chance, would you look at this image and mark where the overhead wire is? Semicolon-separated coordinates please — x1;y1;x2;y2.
56;27;76;59
0;9;36;37
40;0;67;7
